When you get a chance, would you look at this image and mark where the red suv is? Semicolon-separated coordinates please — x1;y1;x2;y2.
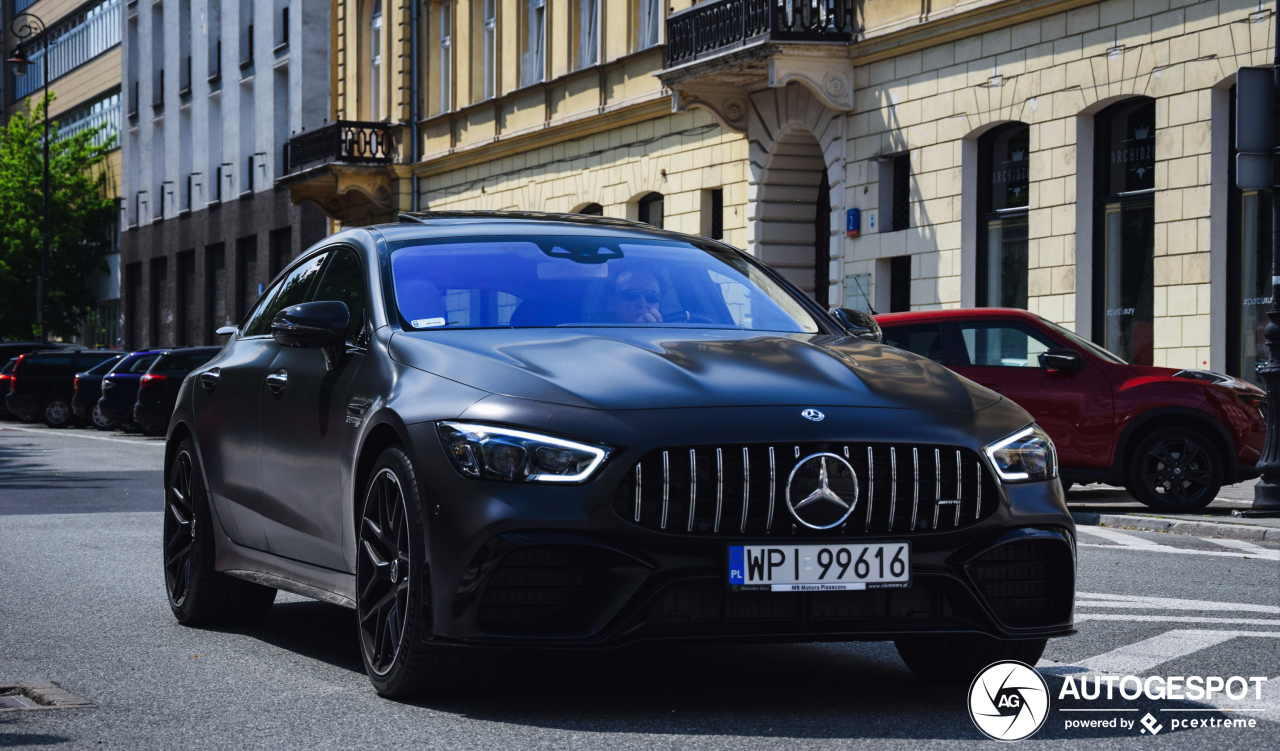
875;308;1266;512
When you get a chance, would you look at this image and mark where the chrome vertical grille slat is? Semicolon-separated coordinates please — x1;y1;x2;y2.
713;447;724;533
687;449;697;533
615;442;998;537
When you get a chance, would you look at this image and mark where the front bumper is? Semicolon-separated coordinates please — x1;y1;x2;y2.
402;420;1076;649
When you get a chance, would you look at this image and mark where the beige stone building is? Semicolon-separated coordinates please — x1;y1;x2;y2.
284;0;1275;382
5;0;123;345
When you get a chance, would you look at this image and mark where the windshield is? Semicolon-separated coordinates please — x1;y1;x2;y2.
1037;316;1128;364
388;236;821;333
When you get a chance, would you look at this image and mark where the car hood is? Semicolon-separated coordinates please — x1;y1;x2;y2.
389;328;1001;412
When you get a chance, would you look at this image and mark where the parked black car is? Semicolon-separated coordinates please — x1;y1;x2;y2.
6;349;121;426
163;213;1075;699
0;359;17;419
97;350;164;428
0;343;68;419
72;354;126;430
133;347;221;435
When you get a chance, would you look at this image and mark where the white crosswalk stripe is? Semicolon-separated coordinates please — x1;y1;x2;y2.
1076;526;1280;560
1076;592;1280;615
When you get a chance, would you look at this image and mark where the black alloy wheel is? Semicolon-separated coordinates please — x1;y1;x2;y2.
164;437;277;624
42;399;72;428
355;446;497;698
1128;427;1222;513
357;467;412;677
164;448;197;606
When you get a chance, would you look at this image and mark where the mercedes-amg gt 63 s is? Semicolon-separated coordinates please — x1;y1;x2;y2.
163;212;1075;698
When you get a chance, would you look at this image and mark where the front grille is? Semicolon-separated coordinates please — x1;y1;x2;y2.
478;547;597;633
614;442;999;537
969;538;1074;629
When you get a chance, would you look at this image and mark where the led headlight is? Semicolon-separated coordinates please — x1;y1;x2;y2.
983;425;1057;483
437;422;611;483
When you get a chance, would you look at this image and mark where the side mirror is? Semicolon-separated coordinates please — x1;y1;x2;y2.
1041;348;1084;372
829;307;883;343
272;301;349;369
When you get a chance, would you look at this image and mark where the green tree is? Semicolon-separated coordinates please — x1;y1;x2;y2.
0;94;117;340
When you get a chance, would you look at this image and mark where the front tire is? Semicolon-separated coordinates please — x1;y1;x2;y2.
356;446;496;699
1127;427;1222;512
165;438;276;625
42;399;72;428
895;635;1048;684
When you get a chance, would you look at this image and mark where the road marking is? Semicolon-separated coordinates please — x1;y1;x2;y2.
1202;537;1280;560
1077;526;1165;548
0;426;163;447
1075;613;1280;627
1039;629;1280;676
1076;592;1280;615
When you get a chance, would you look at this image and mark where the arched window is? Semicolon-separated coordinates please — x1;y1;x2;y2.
369;0;382;120
1093;98;1156;366
638;193;663;228
977;122;1030;308
578;203;603;216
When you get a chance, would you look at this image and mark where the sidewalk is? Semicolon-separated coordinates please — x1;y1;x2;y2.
1067;478;1280;543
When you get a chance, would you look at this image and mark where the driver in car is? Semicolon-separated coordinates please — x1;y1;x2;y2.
609;268;663;323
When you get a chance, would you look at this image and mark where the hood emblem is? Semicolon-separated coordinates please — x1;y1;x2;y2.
786;453;859;530
801;409;825;422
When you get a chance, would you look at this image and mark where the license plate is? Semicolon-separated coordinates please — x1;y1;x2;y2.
728;543;911;592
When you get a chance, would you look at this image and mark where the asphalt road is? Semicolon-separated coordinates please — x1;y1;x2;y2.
2;423;1278;749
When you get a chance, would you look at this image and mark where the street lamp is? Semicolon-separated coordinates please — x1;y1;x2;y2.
6;13;51;343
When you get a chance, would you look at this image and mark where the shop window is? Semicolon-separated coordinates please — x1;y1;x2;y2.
1227;84;1273;386
1092;98;1156;366
977;123;1030;308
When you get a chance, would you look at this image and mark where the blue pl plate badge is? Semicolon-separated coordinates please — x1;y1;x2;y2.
728;545;745;585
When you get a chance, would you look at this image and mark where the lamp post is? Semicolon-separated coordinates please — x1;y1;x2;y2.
1242;5;1280;518
6;13;51;343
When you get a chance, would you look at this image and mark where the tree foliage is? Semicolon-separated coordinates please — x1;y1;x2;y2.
0;94;117;340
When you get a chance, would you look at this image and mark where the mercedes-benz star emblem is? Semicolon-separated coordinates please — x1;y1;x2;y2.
801;409;825;422
786;453;859;529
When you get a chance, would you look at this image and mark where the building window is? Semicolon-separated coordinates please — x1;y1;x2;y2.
638;193;664;228
439;2;453;111
482;0;496;99
890;154;910;231
578;203;603;215
1093;98;1156;366
575;0;598;69
1227;84;1273;386
637;0;660;50
709;188;723;240
977;123;1030;309
889;255;911;312
521;0;545;87
370;0;383;120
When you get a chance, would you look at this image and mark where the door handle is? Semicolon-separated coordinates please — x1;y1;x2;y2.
198;368;220;391
980;382;1004;393
266;370;288;394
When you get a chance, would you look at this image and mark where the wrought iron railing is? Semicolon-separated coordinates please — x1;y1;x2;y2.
666;0;854;66
284;121;396;174
12;0;121;100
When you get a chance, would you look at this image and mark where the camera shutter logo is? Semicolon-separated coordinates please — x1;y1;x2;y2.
968;661;1050;742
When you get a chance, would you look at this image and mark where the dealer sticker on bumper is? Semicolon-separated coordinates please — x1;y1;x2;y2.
728;543;911;592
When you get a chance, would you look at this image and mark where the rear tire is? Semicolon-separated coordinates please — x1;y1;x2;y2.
165;438;276;626
1127;427;1222;513
91;404;117;431
895;635;1048;684
42;399;72;428
356;445;497;699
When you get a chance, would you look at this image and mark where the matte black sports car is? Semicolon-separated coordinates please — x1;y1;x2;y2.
164;212;1075;698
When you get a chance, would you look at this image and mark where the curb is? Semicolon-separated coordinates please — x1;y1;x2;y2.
1071;512;1280;543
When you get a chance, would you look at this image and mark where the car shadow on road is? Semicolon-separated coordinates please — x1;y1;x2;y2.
239;600;1154;741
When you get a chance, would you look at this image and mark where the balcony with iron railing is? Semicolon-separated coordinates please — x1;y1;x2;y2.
665;0;854;67
283;121;396;175
11;0;122;101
